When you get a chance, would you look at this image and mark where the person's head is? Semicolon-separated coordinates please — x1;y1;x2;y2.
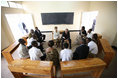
80;38;86;45
48;40;54;48
86;38;92;44
88;29;92;33
65;28;68;34
82;26;85;30
18;39;26;45
92;33;98;40
54;26;58;30
64;42;69;49
31;41;38;47
54;26;58;32
35;27;38;30
30;29;34;34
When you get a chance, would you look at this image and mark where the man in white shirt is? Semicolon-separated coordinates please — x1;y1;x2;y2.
87;29;93;39
86;38;98;57
27;35;41;49
29;41;43;60
53;26;60;47
60;42;73;61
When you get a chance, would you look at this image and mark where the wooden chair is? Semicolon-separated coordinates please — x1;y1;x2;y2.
60;58;106;78
2;39;55;78
8;59;54;78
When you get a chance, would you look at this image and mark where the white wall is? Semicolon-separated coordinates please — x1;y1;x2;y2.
89;1;117;45
1;1;117;50
1;7;24;50
22;1;90;31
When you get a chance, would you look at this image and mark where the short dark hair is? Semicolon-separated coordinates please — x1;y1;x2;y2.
35;27;38;30
87;38;92;42
18;39;25;44
31;41;38;47
82;26;85;30
48;40;54;47
64;42;68;48
55;26;57;29
92;33;98;40
89;29;92;31
81;38;86;44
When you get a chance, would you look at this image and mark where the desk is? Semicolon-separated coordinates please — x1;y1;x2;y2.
60;58;106;78
8;59;54;78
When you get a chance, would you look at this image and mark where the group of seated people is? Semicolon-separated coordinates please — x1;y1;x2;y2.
18;26;99;75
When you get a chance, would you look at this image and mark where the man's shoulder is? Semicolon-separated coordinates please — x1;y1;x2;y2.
77;45;88;49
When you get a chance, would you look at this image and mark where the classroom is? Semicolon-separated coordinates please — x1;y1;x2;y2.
1;1;117;78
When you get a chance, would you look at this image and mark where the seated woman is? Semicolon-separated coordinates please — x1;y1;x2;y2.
18;39;29;59
53;26;60;47
46;40;60;76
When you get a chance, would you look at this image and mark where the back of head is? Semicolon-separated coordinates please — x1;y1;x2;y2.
92;33;98;40
64;42;69;49
32;35;36;39
30;29;34;33
48;40;54;47
86;38;92;44
31;41;38;47
81;38;87;44
18;39;25;44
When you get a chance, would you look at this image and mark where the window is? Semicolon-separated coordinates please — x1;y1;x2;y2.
81;11;98;31
5;14;35;41
8;1;17;8
16;3;23;9
1;1;9;7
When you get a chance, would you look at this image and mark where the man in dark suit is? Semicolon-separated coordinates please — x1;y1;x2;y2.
61;29;71;49
79;26;87;38
35;27;46;43
73;39;89;60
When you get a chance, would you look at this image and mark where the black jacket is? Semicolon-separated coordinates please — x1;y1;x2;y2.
61;31;70;39
73;44;89;60
35;30;42;38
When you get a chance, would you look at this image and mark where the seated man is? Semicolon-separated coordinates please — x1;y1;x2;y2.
35;27;46;43
75;26;87;45
86;38;98;58
61;29;71;49
27;35;44;52
73;39;89;60
79;26;87;38
29;41;44;60
60;42;73;61
87;29;93;39
28;29;36;39
53;26;60;47
18;39;29;59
